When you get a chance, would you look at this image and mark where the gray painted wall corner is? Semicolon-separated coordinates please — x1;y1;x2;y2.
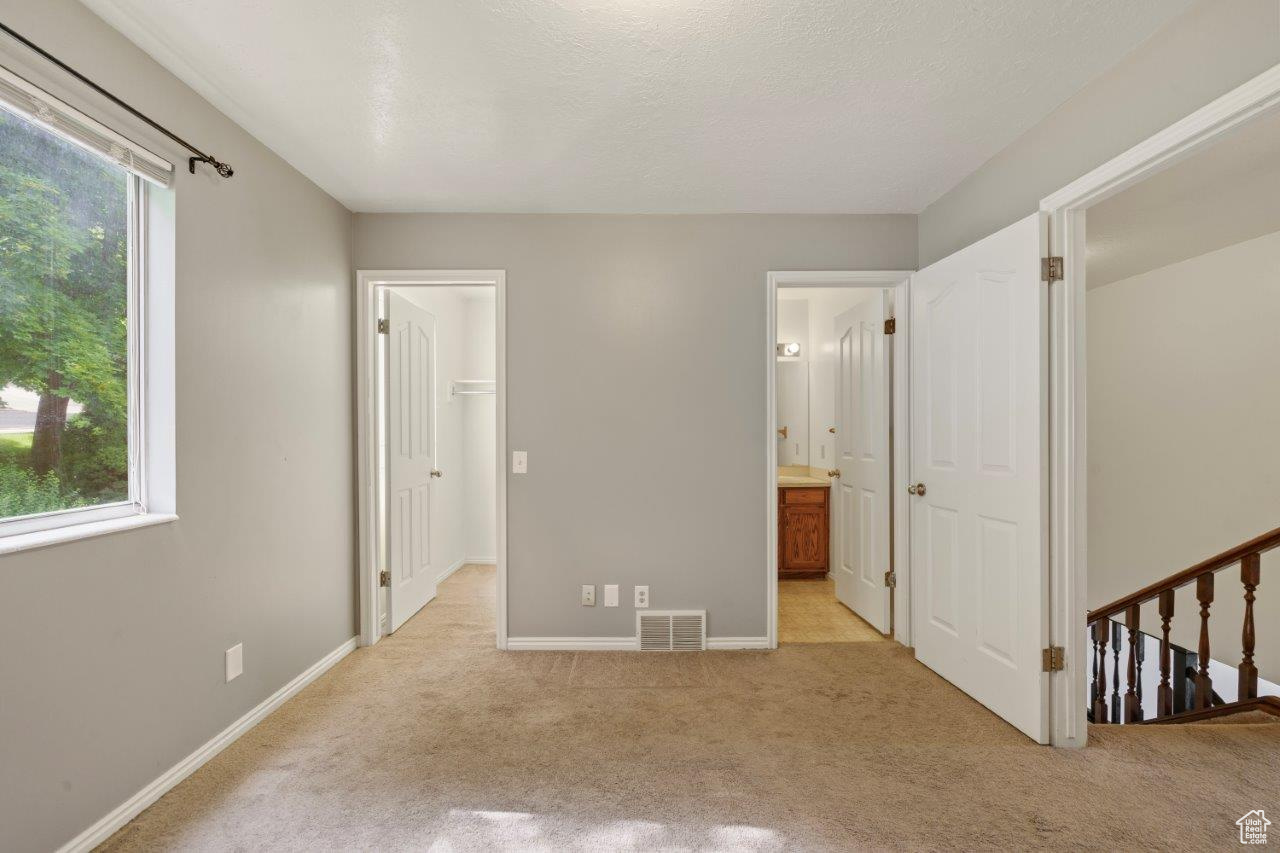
917;0;1280;266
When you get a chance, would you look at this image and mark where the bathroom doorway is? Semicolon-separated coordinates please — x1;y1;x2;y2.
767;271;913;647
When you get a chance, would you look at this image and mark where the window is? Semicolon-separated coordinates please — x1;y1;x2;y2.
0;65;175;544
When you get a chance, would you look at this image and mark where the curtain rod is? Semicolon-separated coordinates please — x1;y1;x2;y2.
0;20;233;178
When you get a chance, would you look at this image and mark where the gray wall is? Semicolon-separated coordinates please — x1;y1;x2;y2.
0;2;355;851
354;214;916;638
917;0;1280;266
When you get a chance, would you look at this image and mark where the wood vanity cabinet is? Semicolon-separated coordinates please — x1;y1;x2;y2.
778;487;829;579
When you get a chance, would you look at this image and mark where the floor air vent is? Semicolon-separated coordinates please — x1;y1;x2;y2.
637;610;706;651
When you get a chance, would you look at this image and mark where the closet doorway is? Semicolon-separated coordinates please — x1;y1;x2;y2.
356;271;508;648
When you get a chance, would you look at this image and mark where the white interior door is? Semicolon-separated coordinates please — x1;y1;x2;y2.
909;212;1048;742
832;293;891;633
386;291;438;633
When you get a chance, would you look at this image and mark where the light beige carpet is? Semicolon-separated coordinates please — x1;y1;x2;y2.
101;565;1278;852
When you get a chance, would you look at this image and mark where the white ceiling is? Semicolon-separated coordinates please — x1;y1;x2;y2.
83;0;1193;214
1087;107;1280;288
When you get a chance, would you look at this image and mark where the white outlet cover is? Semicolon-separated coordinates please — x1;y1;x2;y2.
603;584;619;607
512;450;528;474
581;584;595;606
634;585;649;608
225;643;243;683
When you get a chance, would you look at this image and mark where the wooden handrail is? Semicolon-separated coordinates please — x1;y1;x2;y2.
1086;524;1280;624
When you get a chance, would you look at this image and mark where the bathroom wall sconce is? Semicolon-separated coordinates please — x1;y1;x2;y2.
776;342;801;357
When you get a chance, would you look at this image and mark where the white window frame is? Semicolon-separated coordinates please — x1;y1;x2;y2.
0;87;177;555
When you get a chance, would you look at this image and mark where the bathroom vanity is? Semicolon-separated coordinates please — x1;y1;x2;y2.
777;470;830;579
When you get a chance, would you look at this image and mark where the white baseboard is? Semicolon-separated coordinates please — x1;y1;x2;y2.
56;636;358;853
707;636;771;650
506;636;638;650
434;556;467;584
506;636;772;651
435;557;497;585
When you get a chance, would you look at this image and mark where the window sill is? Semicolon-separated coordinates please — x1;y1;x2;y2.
0;512;179;556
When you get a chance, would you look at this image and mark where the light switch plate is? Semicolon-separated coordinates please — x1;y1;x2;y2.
512;450;528;474
634;585;649;608
581;584;595;606
603;584;619;607
225;643;243;683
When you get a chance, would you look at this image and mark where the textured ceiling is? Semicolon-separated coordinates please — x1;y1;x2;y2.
1087;107;1280;289
83;0;1193;213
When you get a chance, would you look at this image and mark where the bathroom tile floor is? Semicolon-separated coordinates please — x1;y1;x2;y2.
777;576;885;643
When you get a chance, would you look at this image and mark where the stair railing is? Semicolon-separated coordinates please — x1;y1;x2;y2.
1086;525;1280;724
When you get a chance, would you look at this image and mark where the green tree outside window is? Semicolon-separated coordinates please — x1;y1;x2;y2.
0;106;129;518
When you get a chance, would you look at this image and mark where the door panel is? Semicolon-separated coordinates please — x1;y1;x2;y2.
832;292;891;633
909;212;1047;742
386;291;438;633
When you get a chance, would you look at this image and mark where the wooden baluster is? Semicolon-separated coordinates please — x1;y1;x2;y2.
1092;621;1108;723
1172;646;1190;713
1134;630;1145;721
1123;605;1140;722
1110;621;1122;722
1157;590;1174;718
1194;572;1214;710
1090;623;1098;719
1239;553;1261;701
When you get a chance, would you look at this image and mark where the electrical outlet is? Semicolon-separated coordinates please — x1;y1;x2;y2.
603;584;619;607
512;450;528;474
581;584;595;606
225;643;243;683
634;585;649;608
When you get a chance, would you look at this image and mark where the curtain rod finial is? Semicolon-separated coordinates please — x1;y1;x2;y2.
189;155;234;178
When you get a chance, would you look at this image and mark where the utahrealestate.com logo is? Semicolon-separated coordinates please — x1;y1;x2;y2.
1237;810;1270;845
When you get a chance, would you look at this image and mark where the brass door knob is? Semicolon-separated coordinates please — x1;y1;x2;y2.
430;469;443;478
907;482;926;496
827;469;841;478
828;427;836;434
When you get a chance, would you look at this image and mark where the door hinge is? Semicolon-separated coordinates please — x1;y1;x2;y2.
1042;646;1065;672
379;570;391;587
883;317;896;335
884;570;897;588
1041;256;1064;283
377;318;389;334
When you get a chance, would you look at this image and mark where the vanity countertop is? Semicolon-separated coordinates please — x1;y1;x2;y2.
777;467;832;488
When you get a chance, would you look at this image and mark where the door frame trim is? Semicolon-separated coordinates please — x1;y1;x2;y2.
1039;63;1280;747
355;269;508;649
766;271;915;649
